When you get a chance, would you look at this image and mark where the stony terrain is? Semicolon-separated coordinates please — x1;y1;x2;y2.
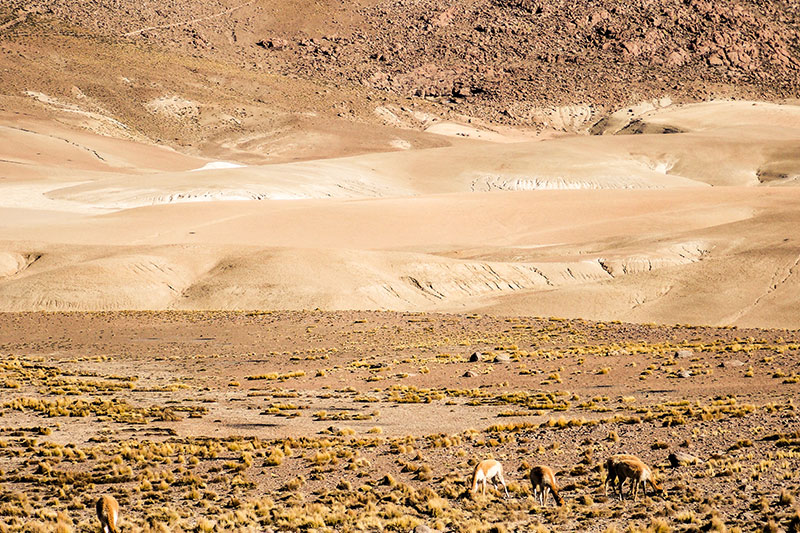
0;311;799;532
2;0;800;134
260;0;800;122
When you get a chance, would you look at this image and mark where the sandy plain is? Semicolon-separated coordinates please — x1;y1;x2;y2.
1;100;799;328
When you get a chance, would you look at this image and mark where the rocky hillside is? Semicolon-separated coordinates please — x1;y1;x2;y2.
2;0;799;127
263;0;800;122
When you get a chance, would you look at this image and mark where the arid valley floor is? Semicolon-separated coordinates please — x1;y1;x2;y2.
2;0;800;531
1;311;799;532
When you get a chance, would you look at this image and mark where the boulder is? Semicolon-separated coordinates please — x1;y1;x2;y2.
708;50;726;66
257;38;288;50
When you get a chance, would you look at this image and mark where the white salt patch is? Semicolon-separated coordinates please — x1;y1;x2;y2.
190;161;247;172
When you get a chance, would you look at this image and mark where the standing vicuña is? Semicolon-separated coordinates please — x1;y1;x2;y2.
471;459;509;498
529;465;564;506
604;453;639;496
613;456;663;500
96;495;120;533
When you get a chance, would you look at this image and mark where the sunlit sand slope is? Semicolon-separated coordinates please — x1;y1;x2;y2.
0;102;799;326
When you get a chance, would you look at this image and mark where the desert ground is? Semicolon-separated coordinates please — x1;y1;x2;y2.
1;1;800;532
1;311;799;532
1;100;800;327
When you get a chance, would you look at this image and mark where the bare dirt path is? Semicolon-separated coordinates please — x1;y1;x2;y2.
121;0;256;37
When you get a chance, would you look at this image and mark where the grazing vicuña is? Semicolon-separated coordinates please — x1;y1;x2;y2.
612;456;663;500
604;453;639;496
529;465;564;506
471;459;509;499
96;495;120;533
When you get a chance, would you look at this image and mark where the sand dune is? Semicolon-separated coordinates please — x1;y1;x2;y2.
0;187;757;248
1;101;799;326
612;100;800;134
0;239;719;313
0;187;796;327
9;101;798;215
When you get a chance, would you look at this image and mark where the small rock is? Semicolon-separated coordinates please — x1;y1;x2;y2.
667;50;686;67
494;353;512;363
414;526;434;533
668;452;703;467
452;85;472;98
621;40;640;56
675;349;694;358
469;351;482;362
679;369;692;378
719;359;745;368
463;370;477;377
